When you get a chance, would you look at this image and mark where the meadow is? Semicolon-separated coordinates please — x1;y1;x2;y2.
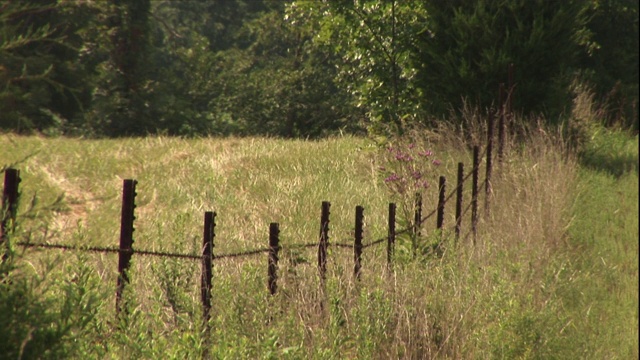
1;117;638;359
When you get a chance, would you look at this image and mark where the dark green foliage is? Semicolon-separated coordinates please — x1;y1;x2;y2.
0;0;637;136
209;7;360;137
578;0;639;130
414;0;591;121
93;0;154;136
0;1;94;133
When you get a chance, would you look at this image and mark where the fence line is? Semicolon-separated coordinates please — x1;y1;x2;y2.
1;159;491;281
2;108;504;334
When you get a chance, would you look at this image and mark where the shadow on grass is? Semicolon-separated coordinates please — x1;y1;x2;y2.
579;145;639;178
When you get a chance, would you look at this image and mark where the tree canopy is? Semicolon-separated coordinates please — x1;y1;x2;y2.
0;0;637;137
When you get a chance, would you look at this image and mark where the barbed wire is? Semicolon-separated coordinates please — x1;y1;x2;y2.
215;248;270;259
16;241;202;260
15;241;275;261
362;237;386;249
9;146;494;263
331;242;353;249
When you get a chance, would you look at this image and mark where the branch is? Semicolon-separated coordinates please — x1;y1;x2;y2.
150;11;183;40
349;4;395;66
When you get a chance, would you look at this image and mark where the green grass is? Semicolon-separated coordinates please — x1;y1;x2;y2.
1;127;638;359
560;130;639;359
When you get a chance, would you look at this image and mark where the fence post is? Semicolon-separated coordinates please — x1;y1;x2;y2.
116;179;137;317
268;222;279;295
455;163;464;243
485;109;494;217
508;63;514;120
1;168;20;262
413;192;422;258
318;201;330;282
498;83;506;165
387;203;396;271
353;206;363;280
472;146;479;245
437;176;446;235
201;211;215;328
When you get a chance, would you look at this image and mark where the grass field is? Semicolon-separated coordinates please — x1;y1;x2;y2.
1;123;638;359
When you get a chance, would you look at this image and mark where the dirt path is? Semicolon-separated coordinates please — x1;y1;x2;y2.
39;165;100;237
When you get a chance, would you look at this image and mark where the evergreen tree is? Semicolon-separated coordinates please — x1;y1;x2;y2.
413;0;591;121
0;1;93;133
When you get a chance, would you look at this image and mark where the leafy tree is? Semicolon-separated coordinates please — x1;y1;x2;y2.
118;0;297;136
208;3;360;137
146;1;358;137
288;0;427;134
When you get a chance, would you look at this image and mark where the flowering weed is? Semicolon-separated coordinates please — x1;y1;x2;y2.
379;143;441;197
377;139;443;256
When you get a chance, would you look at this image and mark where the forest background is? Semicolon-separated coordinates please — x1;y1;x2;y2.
0;0;638;138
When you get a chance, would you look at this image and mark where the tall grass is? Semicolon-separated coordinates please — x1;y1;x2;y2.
1;111;637;358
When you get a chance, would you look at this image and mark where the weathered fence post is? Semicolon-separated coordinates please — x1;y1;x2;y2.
317;201;330;315
201;211;215;359
116;179;137;316
508;63;515;119
413;192;422;257
498;83;506;165
437;176;446;234
1;168;20;262
472;146;479;245
387;203;396;271
318;201;330;282
455;163;464;242
353;206;363;280
201;211;215;326
485;110;494;217
268;222;279;295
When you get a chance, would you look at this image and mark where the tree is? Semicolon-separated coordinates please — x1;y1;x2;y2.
88;0;154;136
288;0;428;135
0;1;93;133
207;3;360;137
413;0;592;121
579;0;639;129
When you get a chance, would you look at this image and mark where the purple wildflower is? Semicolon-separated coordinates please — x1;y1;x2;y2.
384;174;401;183
432;159;442;166
419;150;433;157
395;153;413;161
408;143;416;149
